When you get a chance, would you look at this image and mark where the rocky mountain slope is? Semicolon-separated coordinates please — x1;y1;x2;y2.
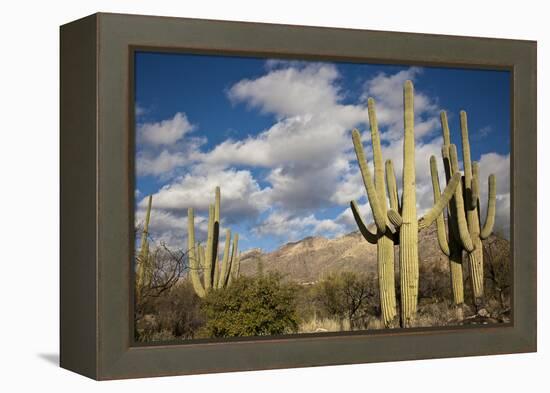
239;223;510;284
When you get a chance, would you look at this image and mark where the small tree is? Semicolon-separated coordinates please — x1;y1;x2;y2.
135;243;186;318
200;273;299;337
315;271;376;330
136;280;205;342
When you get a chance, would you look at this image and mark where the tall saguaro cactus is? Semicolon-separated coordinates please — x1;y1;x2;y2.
350;97;398;328
384;81;462;327
187;186;240;298
136;195;153;292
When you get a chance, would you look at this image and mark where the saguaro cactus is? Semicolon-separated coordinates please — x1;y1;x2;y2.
350;97;398;328
445;112;496;309
384;81;462;327
136;195;153;292
187;186;240;298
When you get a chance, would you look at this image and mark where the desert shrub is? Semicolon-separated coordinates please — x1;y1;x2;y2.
293;284;319;322
418;262;452;302
483;237;511;312
135;280;205;342
313;271;377;330
200;273;299;338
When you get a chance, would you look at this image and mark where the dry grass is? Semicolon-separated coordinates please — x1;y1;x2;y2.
366;317;385;330
410;299;475;328
298;316;350;333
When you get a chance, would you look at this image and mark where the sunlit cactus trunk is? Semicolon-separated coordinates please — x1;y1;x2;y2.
350;97;398;328
399;81;420;327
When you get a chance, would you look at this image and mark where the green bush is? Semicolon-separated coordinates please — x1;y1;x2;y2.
200;273;299;337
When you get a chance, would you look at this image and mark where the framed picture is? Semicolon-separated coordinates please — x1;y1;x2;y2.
60;12;536;380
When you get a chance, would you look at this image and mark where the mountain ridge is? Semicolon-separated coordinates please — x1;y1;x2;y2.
239;223;509;283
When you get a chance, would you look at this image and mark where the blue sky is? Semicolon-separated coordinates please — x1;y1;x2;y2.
134;51;511;252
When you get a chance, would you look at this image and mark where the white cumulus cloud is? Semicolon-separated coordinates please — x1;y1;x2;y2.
138;112;195;146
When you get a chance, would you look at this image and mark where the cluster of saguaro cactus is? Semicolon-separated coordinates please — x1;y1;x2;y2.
429;111;496;312
136;195;153;294
352;81;462;327
187;186;241;298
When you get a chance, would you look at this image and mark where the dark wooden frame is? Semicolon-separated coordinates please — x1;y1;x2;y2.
60;12;537;380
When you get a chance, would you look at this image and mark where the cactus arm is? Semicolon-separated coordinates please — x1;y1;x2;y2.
441;145;454;183
211;221;220;285
387;209;403;228
187;208;206;298
385;159;400;213
137;195;153;291
456;118;485;304
352;129;386;232
427;156;450;256
441;145;461;242
480;174;497;239
460;111;473;189
440;111;451;146
138;195;152;258
213;256;220;289
227;233;239;286
440;111;466;310
368;98;389;217
350;200;378;244
234;251;241;278
440;112;455;187
472;162;482;224
212;187;221;287
198;244;205;268
472;162;480;207
203;205;215;291
142;242;151;287
218;229;232;288
449;145;475;252
419;172;461;230
215;186;220;223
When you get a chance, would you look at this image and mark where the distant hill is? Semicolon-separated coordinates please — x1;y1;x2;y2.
239;223;510;284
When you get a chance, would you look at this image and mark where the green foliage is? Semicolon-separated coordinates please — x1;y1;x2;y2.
200;273;299;337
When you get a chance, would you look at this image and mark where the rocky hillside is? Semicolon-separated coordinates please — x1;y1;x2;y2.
239;223;510;284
